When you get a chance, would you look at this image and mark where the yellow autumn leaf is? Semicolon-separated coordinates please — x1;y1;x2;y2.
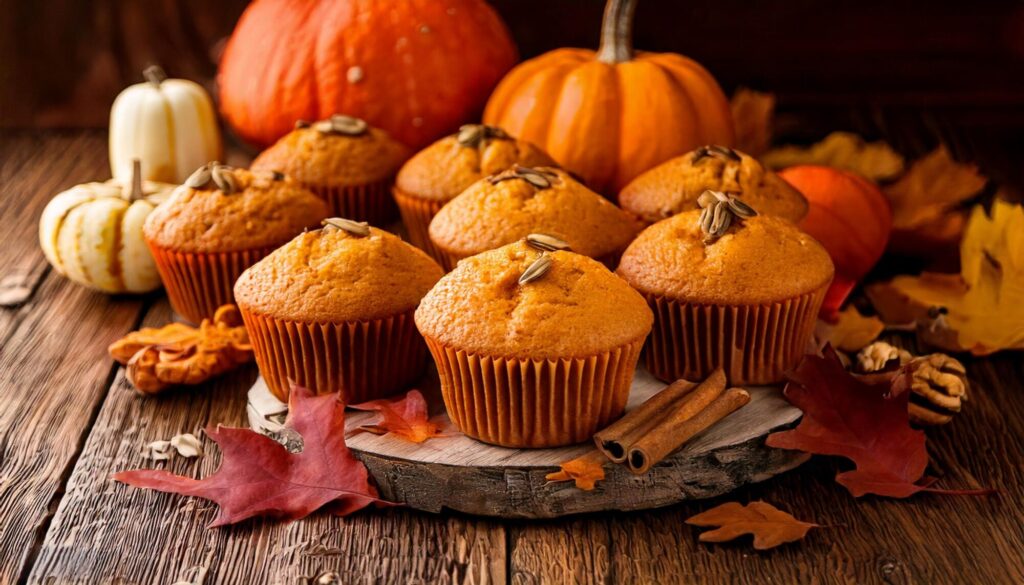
730;88;775;157
886;145;987;231
762;132;905;181
818;306;885;352
867;198;1024;355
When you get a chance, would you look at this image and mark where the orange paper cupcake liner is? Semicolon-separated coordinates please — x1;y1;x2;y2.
392;187;448;265
149;245;276;324
240;307;427;404
644;286;827;385
308;178;397;226
424;336;645;448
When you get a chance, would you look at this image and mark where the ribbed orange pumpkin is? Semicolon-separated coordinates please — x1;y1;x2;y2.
483;0;734;195
218;0;518;149
778;165;893;320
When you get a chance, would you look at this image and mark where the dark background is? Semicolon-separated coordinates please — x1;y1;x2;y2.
2;0;1022;189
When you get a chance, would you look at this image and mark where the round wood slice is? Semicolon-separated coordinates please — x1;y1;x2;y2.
337;367;806;519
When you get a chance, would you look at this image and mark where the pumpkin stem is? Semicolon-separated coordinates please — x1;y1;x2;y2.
143;65;167;86
596;0;637;64
129;159;143;202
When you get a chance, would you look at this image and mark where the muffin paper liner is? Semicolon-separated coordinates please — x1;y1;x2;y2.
392;187;447;265
423;336;645;448
644;285;827;385
240;307;426;404
149;245;276;324
309;177;397;226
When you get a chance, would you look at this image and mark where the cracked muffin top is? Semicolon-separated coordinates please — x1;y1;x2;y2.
415;239;652;358
395;124;555;203
234;222;443;322
619;145;808;224
251;115;410;187
617;210;833;305
143;167;328;253
428;166;642;261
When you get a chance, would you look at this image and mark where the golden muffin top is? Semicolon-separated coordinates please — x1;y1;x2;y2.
617;207;834;305
415;238;653;358
428;166;642;260
251;115;410;186
395;124;555;202
234;220;443;322
143;165;327;253
619;145;808;224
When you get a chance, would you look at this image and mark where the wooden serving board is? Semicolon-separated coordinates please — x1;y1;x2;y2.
257;367;805;519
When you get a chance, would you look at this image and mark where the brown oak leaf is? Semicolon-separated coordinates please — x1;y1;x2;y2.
545;450;607;491
113;386;384;527
349;390;443;443
686;501;818;550
766;346;994;498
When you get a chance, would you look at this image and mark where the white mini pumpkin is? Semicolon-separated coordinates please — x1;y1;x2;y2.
109;65;223;183
40;161;175;293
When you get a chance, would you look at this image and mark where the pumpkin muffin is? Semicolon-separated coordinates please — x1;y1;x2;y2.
416;237;653;448
619;145;808;224
235;219;444;403
144;164;327;323
251;115;409;225
617;193;833;385
393;124;555;262
428;166;641;271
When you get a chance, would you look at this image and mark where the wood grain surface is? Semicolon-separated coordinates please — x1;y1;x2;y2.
1;130;1022;584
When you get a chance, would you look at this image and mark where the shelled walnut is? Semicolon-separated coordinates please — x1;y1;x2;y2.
856;341;969;426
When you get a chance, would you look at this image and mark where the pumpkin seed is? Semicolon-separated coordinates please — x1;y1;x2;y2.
727;196;758;218
456;124;510;148
526;233;571;252
488;165;559;191
698;206;713;233
697;190;721;208
322;217;370;237
295;119;311;129
518;254;553;285
211;164;239;194
692;144;741;164
330;115;368;135
185;164;212;189
271;170;285;181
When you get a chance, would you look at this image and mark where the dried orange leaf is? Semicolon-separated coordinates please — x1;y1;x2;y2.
350;390;443;443
818;306;885;352
886;145;987;231
730;88;775;157
686;501;818;550
545;450;607;491
867;199;1024;355
762;132;905;181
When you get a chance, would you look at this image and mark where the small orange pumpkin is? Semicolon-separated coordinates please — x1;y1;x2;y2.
218;0;518;149
778;165;893;320
483;0;734;195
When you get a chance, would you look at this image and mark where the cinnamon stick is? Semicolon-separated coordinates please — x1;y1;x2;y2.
594;378;697;462
626;387;751;475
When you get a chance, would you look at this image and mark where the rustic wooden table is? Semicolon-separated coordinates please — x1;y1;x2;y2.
1;131;1022;584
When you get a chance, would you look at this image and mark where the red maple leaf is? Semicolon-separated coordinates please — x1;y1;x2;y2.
350;389;443;443
766;346;993;498
113;386;384;527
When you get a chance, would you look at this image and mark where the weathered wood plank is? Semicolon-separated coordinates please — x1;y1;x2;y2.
28;299;508;584
0;131;109;309
606;353;1024;584
510;519;609;585
0;272;145;583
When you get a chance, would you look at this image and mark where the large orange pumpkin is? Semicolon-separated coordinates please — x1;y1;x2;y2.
778;165;893;320
218;0;518;149
483;0;734;195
